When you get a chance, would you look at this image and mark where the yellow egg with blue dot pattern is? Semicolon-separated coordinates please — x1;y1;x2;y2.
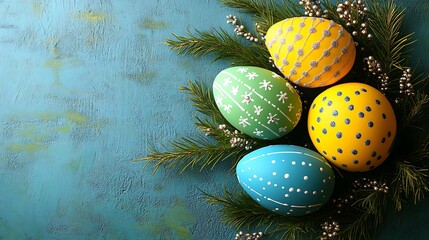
307;83;396;172
265;17;356;88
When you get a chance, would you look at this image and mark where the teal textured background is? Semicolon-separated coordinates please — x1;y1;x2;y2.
0;0;428;239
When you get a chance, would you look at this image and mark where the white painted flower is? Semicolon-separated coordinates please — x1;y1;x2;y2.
246;72;258;80
259;79;273;90
286;82;295;92
279;126;287;132
215;96;224;107
277;91;288;103
267;113;279;124
253;128;263;136
237;67;248;73
272;73;281;79
253;105;263;115
223;78;232;86
241;91;254;104
239;116;250;127
223;104;232;113
231;86;239;95
288;103;294;112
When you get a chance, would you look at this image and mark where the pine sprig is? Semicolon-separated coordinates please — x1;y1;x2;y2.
205;189;319;239
367;0;415;72
220;0;302;32
166;29;273;69
137;135;246;173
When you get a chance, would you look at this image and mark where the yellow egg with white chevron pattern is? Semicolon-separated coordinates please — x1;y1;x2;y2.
265;17;356;88
213;66;302;140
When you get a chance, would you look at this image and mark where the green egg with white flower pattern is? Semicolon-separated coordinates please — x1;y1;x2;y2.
213;66;302;140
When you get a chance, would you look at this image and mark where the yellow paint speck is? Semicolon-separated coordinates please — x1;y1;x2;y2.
55;124;71;133
9;143;47;153
33;1;43;14
76;11;109;23
64;112;88;125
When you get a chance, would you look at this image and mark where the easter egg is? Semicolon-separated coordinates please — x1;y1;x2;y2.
236;145;335;216
265;17;356;88
213;66;302;140
308;83;397;172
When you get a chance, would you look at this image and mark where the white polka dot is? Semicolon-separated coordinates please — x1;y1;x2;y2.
320;167;324;172
281;186;285;189
284;174;290;179
272;172;277;176
285;194;289;198
248;167;251;170
274;184;278;187
313;191;317;195
241;169;244;172
301;161;306;166
248;178;252;181
297;189;301;193
304;176;309;181
289;187;294;192
321;190;324;193
304;191;308;194
323;179;326;183
262;187;266;190
267;181;272;185
282;159;285;162
292;161;296;165
287;212;291;215
275;208;279;211
271;160;276;164
309;163;312;167
253;174;257;178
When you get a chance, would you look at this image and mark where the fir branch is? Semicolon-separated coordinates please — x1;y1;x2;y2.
166;29;273;69
392;161;429;210
205;189;318;239
220;0;302;32
137;135;246;174
398;92;429;129
367;0;415;72
179;81;224;121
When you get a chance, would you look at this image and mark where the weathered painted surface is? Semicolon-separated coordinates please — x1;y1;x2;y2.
0;0;428;239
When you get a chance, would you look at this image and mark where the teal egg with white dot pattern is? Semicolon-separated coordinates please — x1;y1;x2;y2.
213;66;302;140
236;145;335;216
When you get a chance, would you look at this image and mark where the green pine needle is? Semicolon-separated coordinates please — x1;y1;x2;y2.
166;29;273;69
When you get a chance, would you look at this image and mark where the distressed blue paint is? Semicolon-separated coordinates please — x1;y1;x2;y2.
0;0;428;240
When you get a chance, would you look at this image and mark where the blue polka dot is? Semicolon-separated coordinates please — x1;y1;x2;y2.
366;106;371;112
366;160;371;165
348;104;354;111
322;150;327;154
319;107;324;113
336;132;342;138
330;121;336;127
365;140;371;146
358;112;365;118
352;149;358;155
316;138;320;143
327;100;332;106
381;137;386;143
368;121;374;127
388;131;392;137
370;166;375;169
332;156;337;160
311;126;314;131
355;90;360;95
382;113;386;119
344;118;350;124
312;104;316;109
317;117;321;122
356;133;361;139
353;160;359;164
344;96;350;102
377;155;382;160
361;88;367;92
371;151;377;157
322;128;327;134
342;163;347;167
337;91;342;96
337;148;343;153
332;110;338;116
376;99;381;105
322;96;327;101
